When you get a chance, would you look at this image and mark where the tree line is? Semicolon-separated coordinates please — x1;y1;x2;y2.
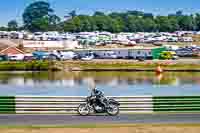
1;1;200;33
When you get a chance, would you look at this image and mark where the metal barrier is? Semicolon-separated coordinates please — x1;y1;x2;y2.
153;96;200;112
1;96;200;114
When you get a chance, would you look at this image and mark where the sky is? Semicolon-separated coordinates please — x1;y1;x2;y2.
0;0;200;26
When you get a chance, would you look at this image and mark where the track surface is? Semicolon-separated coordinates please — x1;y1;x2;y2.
1;114;200;125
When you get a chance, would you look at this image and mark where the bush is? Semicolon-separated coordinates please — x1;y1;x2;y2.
0;61;50;71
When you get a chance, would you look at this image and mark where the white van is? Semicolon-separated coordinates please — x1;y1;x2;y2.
180;37;193;42
8;54;24;61
98;51;118;59
50;50;78;60
61;51;78;60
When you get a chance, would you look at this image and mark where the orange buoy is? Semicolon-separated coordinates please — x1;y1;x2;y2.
155;65;163;74
156;73;163;81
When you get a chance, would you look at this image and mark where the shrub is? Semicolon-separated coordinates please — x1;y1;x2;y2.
0;61;50;71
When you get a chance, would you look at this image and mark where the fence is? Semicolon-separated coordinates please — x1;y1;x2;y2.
0;96;200;114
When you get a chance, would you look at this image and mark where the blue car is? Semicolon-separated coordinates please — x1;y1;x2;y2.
32;51;50;60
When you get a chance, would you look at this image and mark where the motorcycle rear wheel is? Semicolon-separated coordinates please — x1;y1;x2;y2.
78;103;90;116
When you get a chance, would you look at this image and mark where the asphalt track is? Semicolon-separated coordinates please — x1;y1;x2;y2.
1;114;200;126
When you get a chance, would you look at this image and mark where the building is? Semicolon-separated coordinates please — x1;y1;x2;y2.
74;47;165;59
0;46;25;61
22;40;81;50
0;46;25;55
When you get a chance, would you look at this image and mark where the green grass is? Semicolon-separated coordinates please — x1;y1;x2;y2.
64;61;200;71
1;60;200;71
0;61;51;71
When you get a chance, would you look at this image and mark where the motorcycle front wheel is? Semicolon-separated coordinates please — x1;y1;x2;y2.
78;103;90;116
107;104;119;116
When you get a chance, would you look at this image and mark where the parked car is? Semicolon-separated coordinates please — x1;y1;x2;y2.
167;37;178;42
8;54;24;61
175;48;193;57
81;55;94;61
60;51;78;60
179;37;193;42
0;55;8;61
32;51;50;60
80;52;94;60
137;57;145;61
159;51;179;60
23;54;37;61
48;54;61;61
98;51;118;59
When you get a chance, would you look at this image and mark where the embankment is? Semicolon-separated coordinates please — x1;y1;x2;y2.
1;59;200;72
0;61;60;71
59;60;200;72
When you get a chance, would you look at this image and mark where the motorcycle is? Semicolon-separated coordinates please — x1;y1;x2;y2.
78;88;120;116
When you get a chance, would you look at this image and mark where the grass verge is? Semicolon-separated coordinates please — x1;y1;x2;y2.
0;123;200;129
61;60;200;71
0;61;61;71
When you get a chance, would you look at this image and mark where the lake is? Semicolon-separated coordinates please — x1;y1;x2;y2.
0;71;200;96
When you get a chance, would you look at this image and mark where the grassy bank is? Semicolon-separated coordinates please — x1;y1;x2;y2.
1;60;200;71
0;61;59;71
61;60;200;72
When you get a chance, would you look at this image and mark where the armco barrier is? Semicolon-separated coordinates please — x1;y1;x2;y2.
153;96;200;112
0;96;15;113
1;96;200;114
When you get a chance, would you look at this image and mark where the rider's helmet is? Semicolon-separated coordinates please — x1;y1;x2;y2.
93;88;103;96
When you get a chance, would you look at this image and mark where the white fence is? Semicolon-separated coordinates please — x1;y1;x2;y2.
2;96;199;114
14;96;153;114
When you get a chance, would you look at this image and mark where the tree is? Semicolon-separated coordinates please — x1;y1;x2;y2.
170;18;180;31
110;17;125;33
143;13;154;19
63;20;76;32
7;20;18;31
63;16;81;32
176;10;183;16
20;8;200;33
155;16;174;32
48;15;61;31
127;10;144;16
22;1;56;32
32;17;49;32
78;15;93;32
135;18;146;32
109;12;126;19
73;16;81;32
93;11;105;16
126;15;137;32
143;18;157;32
93;15;112;31
69;10;77;19
0;27;8;31
178;15;195;31
195;13;200;30
88;16;97;31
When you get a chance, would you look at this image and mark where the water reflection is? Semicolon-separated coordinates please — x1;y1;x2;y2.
0;71;199;86
0;71;200;96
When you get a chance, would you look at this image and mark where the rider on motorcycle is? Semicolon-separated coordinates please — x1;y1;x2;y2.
77;87;120;116
91;88;108;107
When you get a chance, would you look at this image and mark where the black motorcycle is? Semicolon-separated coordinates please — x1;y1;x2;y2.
78;89;120;116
